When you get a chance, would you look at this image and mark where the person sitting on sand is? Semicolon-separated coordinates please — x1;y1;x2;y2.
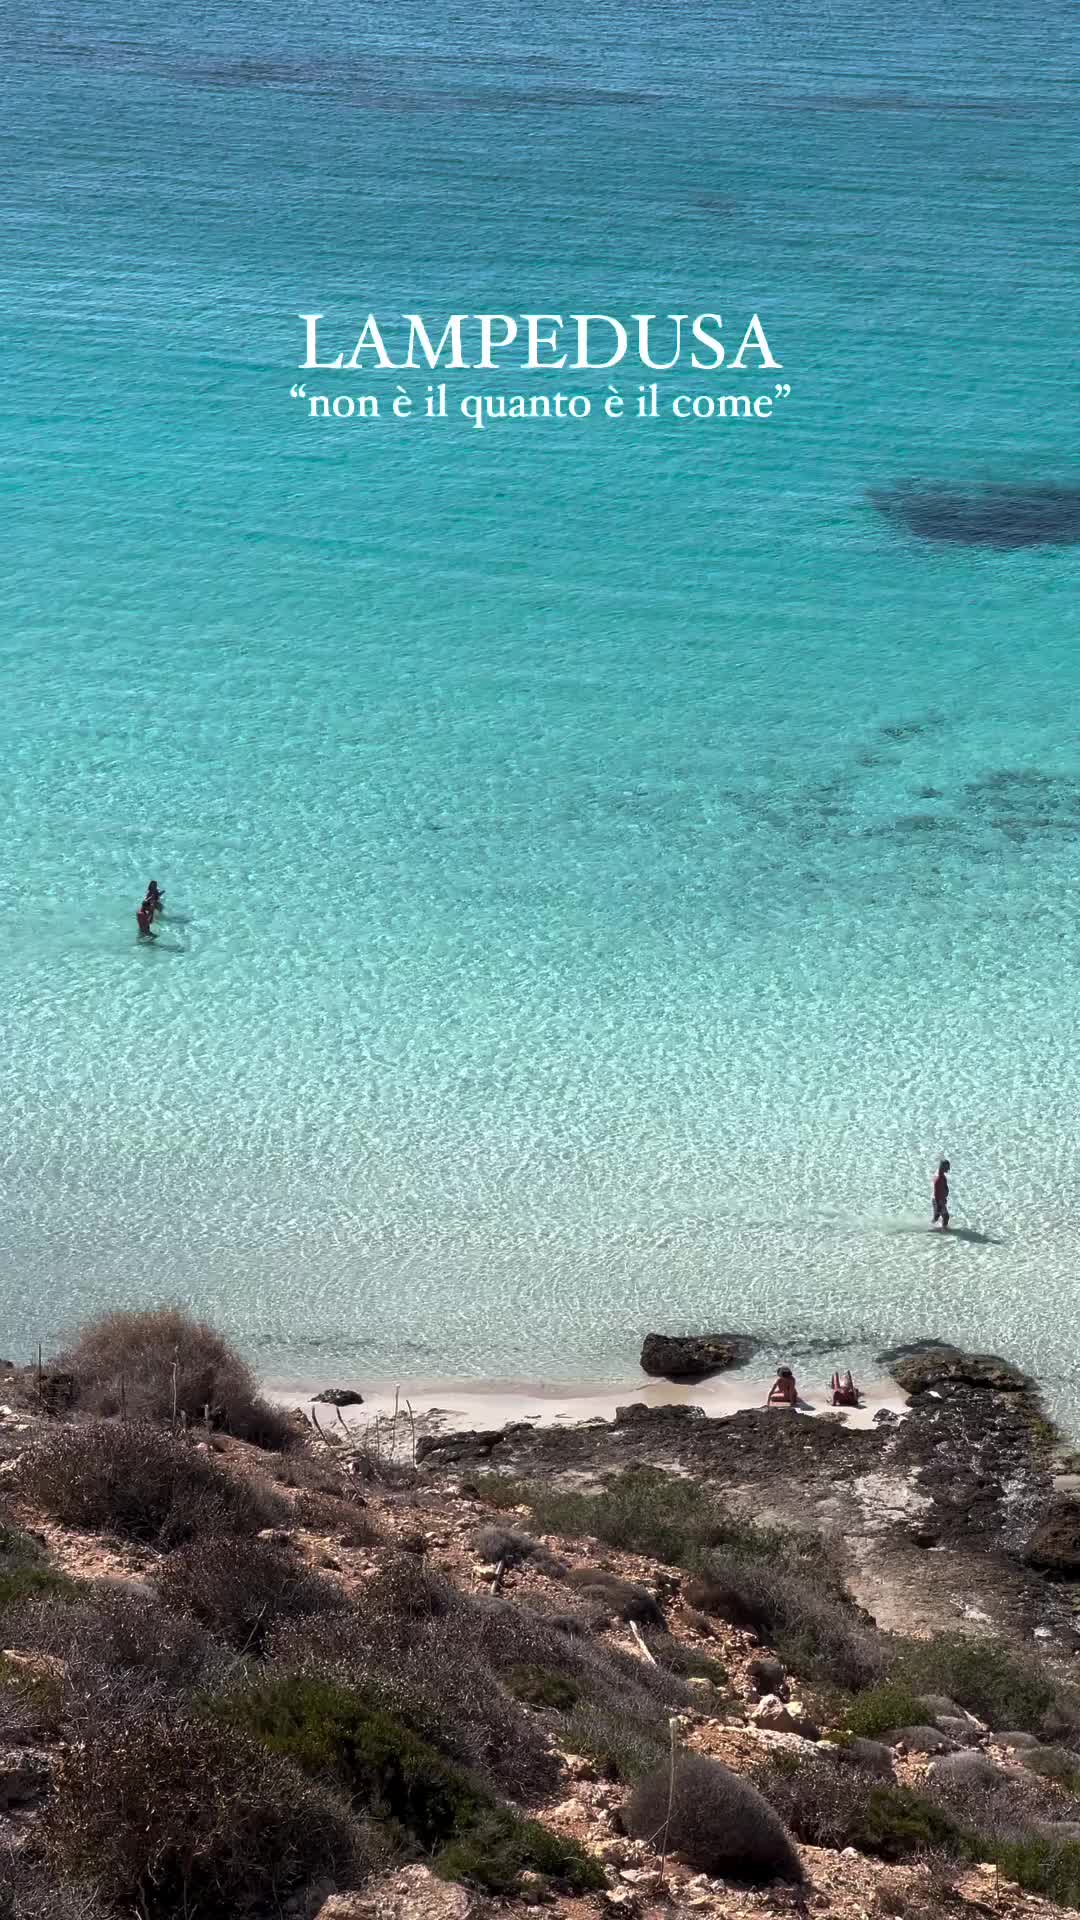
136;901;157;941
932;1157;951;1231
766;1366;798;1407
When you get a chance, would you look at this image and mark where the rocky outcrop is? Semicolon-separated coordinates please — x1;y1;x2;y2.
887;1345;1031;1396
750;1693;820;1740
640;1332;755;1380
316;1868;474;1919
312;1387;365;1407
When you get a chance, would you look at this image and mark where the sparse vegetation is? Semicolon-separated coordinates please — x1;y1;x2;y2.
52;1305;291;1447
757;1752;966;1862
16;1421;283;1545
503;1661;579;1709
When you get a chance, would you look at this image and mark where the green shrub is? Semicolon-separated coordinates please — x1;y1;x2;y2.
52;1305;291;1448
504;1663;579;1710
16;1422;282;1545
158;1533;345;1654
208;1671;599;1894
0;1564;78;1609
844;1681;928;1740
627;1751;803;1882
991;1834;1080;1906
210;1672;482;1848
526;1468;731;1566
894;1636;1054;1734
46;1706;362;1918
437;1809;603;1895
464;1473;529;1510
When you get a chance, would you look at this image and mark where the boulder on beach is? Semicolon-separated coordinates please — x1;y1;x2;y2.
885;1345;1031;1396
640;1332;756;1381
1024;1499;1080;1574
312;1387;365;1407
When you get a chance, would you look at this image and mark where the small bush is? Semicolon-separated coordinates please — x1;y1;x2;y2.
565;1567;662;1623
16;1422;283;1545
437;1809;603;1895
158;1533;345;1654
627;1751;803;1882
466;1473;529;1510
504;1662;579;1710
46;1707;362;1918
757;1754;965;1862
474;1526;537;1567
53;1305;291;1447
844;1681;929;1740
564;1701;665;1782
991;1833;1080;1907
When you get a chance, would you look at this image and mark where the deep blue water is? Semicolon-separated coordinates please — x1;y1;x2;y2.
3;2;1079;1411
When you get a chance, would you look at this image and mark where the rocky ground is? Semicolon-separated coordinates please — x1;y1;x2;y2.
4;1338;1080;1920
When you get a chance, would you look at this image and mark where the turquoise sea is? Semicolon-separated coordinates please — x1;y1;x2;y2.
3;3;1079;1413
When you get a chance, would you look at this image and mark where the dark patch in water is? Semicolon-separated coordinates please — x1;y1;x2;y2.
915;786;945;800
870;483;1080;549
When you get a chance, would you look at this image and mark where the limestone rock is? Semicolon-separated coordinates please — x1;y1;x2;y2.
315;1866;474;1920
884;1724;959;1755
750;1693;819;1739
640;1333;755;1380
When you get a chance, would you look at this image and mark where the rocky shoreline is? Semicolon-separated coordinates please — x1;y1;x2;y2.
7;1316;1080;1920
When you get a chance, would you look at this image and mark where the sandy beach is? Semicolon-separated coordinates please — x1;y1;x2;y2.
263;1369;911;1441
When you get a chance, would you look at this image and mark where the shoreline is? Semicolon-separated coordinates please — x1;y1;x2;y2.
262;1367;911;1437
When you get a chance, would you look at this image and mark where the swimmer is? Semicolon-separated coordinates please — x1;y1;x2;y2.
932;1157;951;1231
145;880;164;913
136;902;157;941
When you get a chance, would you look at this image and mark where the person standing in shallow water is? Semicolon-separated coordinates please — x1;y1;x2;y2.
932;1157;951;1230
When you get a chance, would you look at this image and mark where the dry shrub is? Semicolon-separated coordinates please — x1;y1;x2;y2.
53;1305;290;1448
687;1550;883;1690
157;1532;346;1654
45;1707;362;1918
15;1422;283;1545
627;1750;803;1883
473;1526;537;1567
565;1567;662;1623
1;1588;225;1723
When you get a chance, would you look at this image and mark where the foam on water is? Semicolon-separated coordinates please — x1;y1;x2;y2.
2;0;1079;1420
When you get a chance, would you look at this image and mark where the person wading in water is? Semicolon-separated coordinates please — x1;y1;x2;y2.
932;1157;951;1231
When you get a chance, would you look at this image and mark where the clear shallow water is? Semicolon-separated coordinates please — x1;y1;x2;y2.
3;4;1080;1418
